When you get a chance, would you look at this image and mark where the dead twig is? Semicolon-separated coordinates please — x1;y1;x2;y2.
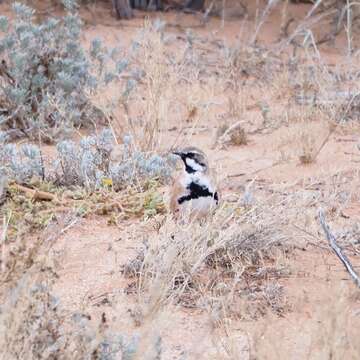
307;93;360;162
0;175;7;205
318;209;360;288
227;172;246;178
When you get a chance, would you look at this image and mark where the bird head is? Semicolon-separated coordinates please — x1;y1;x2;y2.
172;147;208;174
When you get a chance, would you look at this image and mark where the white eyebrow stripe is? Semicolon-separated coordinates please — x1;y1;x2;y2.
185;158;204;172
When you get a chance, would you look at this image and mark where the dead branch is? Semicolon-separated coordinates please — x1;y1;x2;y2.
318;209;360;288
11;183;56;202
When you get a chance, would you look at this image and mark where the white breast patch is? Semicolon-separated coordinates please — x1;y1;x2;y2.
177;172;217;218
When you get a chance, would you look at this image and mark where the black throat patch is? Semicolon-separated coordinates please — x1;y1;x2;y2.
185;164;196;174
178;181;218;205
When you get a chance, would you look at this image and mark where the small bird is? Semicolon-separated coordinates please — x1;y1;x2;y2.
170;147;219;220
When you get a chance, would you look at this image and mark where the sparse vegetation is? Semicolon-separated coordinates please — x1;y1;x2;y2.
124;190;292;320
0;128;175;189
0;1;129;142
1;0;360;359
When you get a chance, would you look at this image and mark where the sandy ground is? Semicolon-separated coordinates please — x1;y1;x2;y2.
49;213;360;359
1;0;360;358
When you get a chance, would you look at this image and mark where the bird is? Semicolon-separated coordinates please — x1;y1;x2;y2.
170;147;219;221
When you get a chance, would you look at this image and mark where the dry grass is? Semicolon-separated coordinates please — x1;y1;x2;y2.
229;126;248;146
1;0;360;358
124;190;293;322
125;21;171;151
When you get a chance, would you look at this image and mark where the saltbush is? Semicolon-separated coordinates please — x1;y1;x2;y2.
0;129;176;189
0;1;127;142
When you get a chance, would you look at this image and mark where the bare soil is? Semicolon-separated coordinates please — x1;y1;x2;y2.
1;1;360;359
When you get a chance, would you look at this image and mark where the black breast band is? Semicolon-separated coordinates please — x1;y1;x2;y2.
178;181;218;205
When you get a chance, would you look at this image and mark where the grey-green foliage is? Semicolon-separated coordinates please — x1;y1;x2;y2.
55;129;176;189
0;1;127;142
0;129;176;188
107;134;176;187
0;275;142;359
0;132;44;183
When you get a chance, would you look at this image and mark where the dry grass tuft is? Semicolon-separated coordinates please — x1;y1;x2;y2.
298;124;318;165
124;21;173;152
229;126;248;146
124;190;293;321
212;121;248;148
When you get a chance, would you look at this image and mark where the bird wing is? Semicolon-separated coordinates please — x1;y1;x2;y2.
169;175;188;213
208;167;220;202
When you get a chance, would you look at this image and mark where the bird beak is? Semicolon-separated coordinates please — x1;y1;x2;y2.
172;151;182;157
